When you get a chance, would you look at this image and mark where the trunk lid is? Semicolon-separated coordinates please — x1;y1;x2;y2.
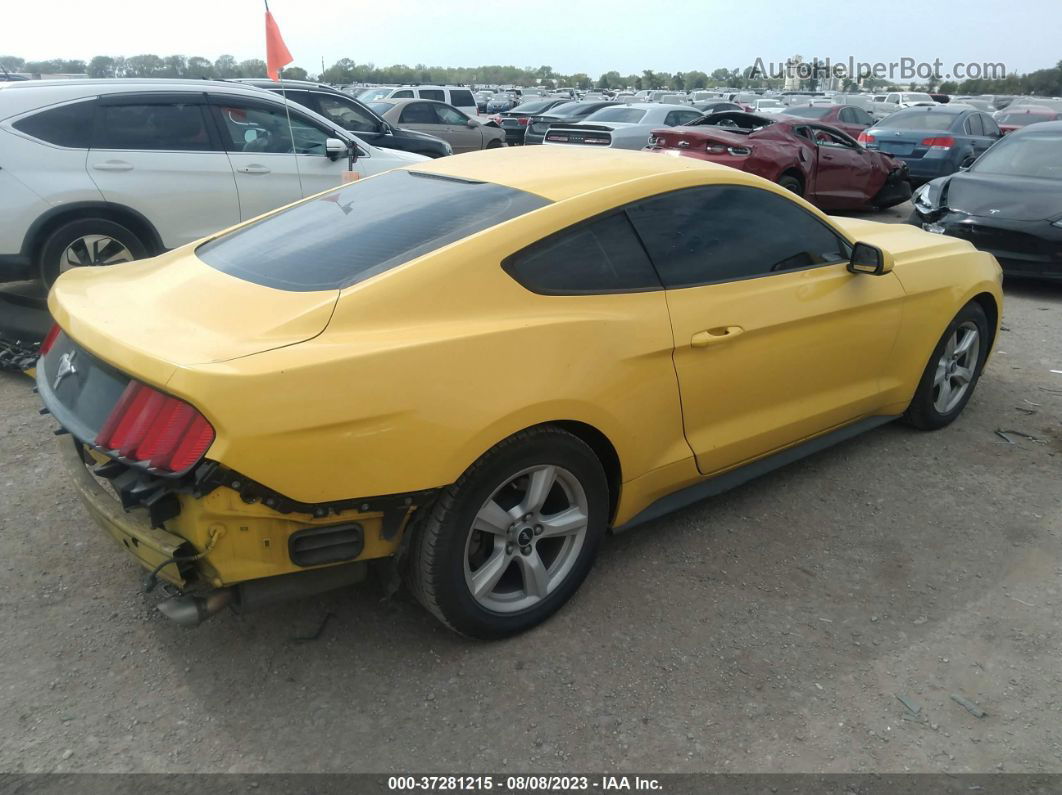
48;247;338;386
543;123;616;146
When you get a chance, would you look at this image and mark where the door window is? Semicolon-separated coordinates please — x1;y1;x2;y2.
392;90;414;98
449;89;476;109
434;104;469;125
627;185;850;288
980;114;1001;137
214;104;330;155
95;103;213;151
964;114;984;136
399;103;439;125
314;94;380;133
418;89;445;101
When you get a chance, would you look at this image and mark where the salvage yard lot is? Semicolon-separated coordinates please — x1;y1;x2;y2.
1;203;1060;774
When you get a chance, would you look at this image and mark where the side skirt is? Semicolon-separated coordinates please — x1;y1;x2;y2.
614;415;899;532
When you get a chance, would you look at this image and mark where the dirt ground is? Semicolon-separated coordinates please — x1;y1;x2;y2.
1;201;1061;774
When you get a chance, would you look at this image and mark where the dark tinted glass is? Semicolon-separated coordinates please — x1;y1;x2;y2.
449;90;476;107
965;114;984;136
503;213;661;295
628;185;849;288
96;103;212;150
13;100;95;147
399;103;438;124
197;170;551;291
418;89;445;101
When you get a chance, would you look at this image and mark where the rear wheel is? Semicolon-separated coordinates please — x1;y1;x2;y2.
39;218;149;287
486;139;503;149
407;426;608;638
904;301;989;430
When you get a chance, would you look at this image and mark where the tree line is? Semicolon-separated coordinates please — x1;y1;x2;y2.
3;53;1061;96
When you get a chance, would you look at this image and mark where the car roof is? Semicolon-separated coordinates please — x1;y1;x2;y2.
406;145;739;203
375;98;454;107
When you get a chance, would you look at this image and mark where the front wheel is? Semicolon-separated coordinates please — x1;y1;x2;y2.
904;301;990;430
407;426;608;638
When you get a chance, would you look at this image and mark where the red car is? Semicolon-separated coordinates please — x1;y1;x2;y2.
995;107;1061;135
776;103;877;139
645;112;911;211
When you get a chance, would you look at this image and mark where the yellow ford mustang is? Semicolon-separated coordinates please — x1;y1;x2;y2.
38;147;1002;638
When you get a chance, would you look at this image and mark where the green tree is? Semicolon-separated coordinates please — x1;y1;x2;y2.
669;72;685;91
124;54;165;77
283;65;308;80
164;55;187;77
0;55;25;71
186;56;214;79
214;54;240;78
642;69;658;89
238;59;267;78
710;68;730;85
684;70;708;89
87;55;116;78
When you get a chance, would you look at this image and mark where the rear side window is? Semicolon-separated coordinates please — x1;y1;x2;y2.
392;90;414;98
449;90;475;108
13;100;95;148
96;103;213;151
503;213;661;295
197;170;551;291
418;89;445;101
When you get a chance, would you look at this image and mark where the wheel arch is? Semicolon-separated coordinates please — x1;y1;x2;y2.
970;290;999;356
22;202;165;263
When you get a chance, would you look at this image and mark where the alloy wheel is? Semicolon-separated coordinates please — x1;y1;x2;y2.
463;465;589;613
933;320;980;414
58;234;135;273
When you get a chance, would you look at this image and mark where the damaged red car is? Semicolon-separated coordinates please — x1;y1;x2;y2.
645;111;912;211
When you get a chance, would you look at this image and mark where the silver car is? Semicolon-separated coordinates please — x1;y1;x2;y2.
541;103;702;150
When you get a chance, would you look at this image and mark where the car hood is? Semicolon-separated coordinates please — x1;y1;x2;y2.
48;247;339;386
940;172;1060;221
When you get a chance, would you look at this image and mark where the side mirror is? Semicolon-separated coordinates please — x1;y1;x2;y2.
467;118;479;128
325;137;348;161
848;241;893;275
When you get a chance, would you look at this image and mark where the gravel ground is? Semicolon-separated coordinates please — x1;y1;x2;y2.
1;201;1061;774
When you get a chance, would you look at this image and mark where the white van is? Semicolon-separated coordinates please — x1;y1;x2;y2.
358;85;478;116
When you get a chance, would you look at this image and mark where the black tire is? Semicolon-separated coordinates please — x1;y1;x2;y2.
407;426;608;639
778;173;804;196
903;301;990;430
39;218;149;287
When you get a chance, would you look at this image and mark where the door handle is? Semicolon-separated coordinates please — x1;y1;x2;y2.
691;326;744;348
237;165;271;174
92;160;133;172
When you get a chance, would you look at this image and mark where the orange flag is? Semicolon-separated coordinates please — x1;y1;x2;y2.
265;7;293;81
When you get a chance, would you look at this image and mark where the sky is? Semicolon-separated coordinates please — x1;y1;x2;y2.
4;0;1058;79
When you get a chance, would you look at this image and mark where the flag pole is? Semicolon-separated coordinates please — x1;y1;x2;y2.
265;0;303;193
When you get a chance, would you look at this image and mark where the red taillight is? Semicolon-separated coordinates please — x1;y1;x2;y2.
922;136;955;149
40;323;61;355
518;117;530;126
857;132;875;145
95;381;215;473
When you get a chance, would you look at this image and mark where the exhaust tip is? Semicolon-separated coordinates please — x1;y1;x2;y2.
157;589;233;626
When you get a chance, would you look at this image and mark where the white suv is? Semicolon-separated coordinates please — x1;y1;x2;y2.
0;79;427;285
356;85;478;116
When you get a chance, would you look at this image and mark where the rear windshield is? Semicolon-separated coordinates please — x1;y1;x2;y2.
997;111;1054;124
584;107;646;124
876;111;957;131
783;105;831;118
196;170;550;291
